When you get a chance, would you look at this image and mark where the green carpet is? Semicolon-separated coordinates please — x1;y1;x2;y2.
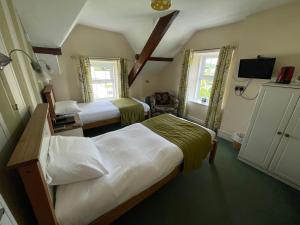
110;139;300;225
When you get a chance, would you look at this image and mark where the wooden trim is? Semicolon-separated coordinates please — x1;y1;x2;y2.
82;112;149;130
32;46;62;55
43;85;56;122
89;164;182;225
128;11;179;86
83;117;121;130
47;112;54;135
209;140;218;164
18;162;58;225
7;104;49;169
135;54;173;62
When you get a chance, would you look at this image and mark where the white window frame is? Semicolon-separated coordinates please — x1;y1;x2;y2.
90;59;119;101
192;51;220;106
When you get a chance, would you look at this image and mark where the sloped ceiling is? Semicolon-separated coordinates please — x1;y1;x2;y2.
13;0;295;54
12;0;87;47
78;0;295;57
12;0;296;82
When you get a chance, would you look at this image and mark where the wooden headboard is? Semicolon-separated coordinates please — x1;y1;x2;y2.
7;104;59;225
43;85;56;121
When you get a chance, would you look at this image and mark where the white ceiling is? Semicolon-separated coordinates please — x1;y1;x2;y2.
11;0;295;81
78;0;295;57
13;0;87;47
12;0;295;54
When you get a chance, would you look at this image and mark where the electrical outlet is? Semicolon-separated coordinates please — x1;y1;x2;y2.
235;85;246;92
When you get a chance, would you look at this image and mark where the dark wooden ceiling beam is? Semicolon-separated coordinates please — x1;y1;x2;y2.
128;10;179;86
135;54;173;62
32;46;62;55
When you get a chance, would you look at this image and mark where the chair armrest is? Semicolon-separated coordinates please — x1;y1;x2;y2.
170;95;179;109
146;95;156;113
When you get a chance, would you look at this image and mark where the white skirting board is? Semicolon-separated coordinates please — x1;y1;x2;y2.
217;129;233;142
238;157;300;191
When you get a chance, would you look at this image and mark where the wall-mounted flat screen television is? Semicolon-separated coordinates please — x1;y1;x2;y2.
238;58;276;79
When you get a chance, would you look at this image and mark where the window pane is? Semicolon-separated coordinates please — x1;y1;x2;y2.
188;50;219;104
203;57;218;76
92;83;114;100
196;79;213;103
90;59;118;100
93;70;111;80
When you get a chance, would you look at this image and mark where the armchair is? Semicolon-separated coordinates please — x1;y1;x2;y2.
146;92;179;116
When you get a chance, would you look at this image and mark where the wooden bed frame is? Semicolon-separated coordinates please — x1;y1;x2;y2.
7;104;218;225
43;85;151;130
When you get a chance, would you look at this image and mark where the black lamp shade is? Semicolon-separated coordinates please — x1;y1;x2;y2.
0;53;12;69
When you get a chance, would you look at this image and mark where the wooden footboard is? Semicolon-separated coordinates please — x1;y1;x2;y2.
7;103;217;225
82;112;150;130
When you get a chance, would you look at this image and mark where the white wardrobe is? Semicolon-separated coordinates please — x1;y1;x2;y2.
239;83;300;190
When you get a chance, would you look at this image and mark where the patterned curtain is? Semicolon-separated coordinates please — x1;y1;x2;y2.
178;49;193;117
205;45;235;130
117;58;129;98
78;57;94;103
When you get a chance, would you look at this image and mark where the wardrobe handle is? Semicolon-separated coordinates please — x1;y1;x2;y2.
284;133;290;138
277;131;283;135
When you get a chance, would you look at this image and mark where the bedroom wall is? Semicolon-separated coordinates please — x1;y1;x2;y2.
0;0;43;224
51;24;134;101
53;24;163;101
52;24;175;102
157;1;300;137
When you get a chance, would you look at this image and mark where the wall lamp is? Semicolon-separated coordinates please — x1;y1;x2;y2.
0;49;42;73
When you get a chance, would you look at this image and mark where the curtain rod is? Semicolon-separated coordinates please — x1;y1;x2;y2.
194;48;220;52
193;46;237;52
70;55;132;61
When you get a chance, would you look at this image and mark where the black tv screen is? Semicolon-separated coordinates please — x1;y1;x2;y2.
238;58;276;79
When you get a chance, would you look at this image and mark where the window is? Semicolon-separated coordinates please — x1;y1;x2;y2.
188;50;220;105
90;59;119;100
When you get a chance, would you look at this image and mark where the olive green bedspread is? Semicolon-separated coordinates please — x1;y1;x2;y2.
111;98;144;125
142;114;212;172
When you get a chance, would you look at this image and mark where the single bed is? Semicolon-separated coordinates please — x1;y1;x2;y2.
43;85;150;129
7;104;217;225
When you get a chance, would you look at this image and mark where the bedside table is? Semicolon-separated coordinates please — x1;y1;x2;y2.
53;115;83;137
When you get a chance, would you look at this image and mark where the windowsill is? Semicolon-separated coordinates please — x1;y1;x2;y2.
188;99;209;106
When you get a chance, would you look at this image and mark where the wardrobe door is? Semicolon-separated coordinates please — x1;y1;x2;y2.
269;98;300;187
239;86;300;169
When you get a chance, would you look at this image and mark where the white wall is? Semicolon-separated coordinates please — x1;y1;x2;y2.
0;1;43;224
53;24;170;101
52;24;135;101
221;1;300;137
157;1;300;136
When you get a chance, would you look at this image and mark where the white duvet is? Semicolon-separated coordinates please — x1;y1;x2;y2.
78;99;150;125
55;123;183;225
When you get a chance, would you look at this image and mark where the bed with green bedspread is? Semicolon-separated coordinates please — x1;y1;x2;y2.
142;114;212;172
111;98;145;125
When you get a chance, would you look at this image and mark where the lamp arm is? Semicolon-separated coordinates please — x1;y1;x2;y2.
9;49;35;62
9;49;42;73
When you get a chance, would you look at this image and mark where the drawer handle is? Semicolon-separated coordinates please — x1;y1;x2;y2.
277;131;283;135
284;133;290;138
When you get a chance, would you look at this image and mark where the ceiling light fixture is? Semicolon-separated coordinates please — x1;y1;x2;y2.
151;0;171;11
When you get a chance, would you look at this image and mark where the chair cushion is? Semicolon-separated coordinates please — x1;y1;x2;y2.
155;105;176;112
155;92;170;105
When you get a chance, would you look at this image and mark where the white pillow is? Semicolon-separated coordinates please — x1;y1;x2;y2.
46;136;108;185
55;100;81;115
